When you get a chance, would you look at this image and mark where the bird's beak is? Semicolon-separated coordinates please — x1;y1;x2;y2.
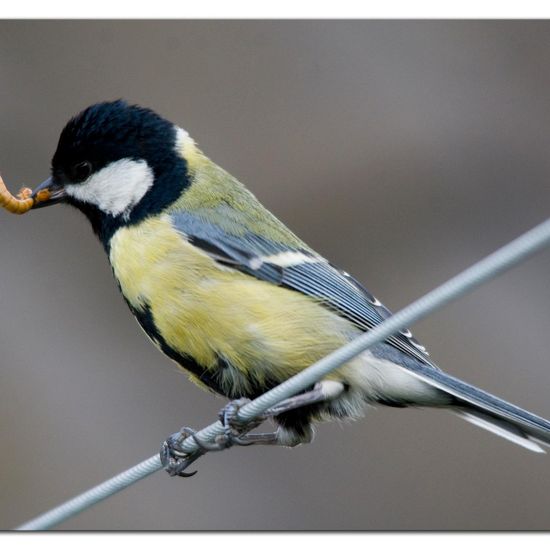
31;177;67;209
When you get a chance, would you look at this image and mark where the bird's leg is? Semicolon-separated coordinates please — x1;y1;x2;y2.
219;381;345;447
218;397;268;446
264;380;345;417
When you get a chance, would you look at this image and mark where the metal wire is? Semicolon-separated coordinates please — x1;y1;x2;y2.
17;455;162;530
15;217;550;531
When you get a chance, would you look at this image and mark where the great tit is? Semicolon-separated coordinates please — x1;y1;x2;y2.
27;100;550;455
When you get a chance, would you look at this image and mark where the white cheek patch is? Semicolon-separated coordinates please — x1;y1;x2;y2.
65;158;154;218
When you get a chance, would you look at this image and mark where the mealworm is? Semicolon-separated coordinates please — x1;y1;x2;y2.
0;174;50;215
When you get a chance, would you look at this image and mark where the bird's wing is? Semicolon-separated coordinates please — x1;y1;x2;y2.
169;211;550;452
169;211;434;368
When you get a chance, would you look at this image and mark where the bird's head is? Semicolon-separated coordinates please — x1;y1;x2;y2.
32;100;189;243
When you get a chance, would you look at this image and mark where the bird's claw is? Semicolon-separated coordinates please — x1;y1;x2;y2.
161;400;270;476
218;398;267;446
160;427;205;477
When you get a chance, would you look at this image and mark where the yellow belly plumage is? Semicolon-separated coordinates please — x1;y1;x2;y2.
109;214;358;395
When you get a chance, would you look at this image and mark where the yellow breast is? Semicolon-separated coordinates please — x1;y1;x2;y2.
109;214;355;394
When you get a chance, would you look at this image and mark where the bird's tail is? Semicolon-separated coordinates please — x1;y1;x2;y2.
401;362;550;453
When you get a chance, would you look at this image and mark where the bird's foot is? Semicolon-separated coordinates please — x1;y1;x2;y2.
218;398;268;446
160;426;218;477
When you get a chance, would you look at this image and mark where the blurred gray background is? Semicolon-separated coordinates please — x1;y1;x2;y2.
1;20;550;531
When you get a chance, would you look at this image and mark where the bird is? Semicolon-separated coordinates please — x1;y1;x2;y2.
24;99;550;473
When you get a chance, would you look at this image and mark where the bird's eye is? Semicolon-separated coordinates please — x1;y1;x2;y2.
70;161;93;182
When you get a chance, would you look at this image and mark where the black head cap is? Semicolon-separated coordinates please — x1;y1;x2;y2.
50;100;189;247
52;100;177;179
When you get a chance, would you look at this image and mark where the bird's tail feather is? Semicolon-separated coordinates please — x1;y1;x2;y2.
455;408;546;453
400;361;550;453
